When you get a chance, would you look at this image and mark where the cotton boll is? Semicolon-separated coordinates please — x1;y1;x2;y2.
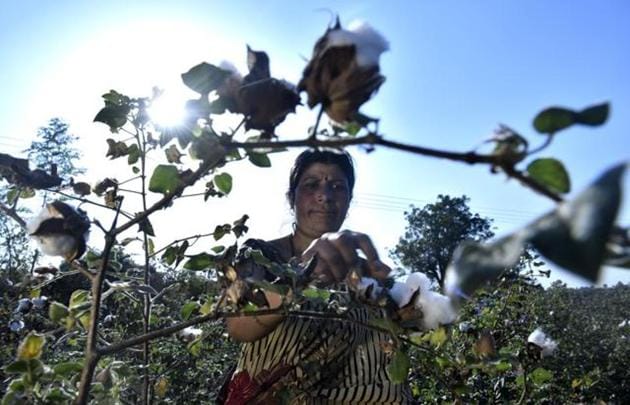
389;272;431;308
179;327;202;343
527;327;558;357
415;290;457;330
327;21;389;68
32;234;77;258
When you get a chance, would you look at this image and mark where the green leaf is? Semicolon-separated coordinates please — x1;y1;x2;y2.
526;158;571;194
213;173;233;194
200;297;214;315
149;165;180;195
4;360;29;373
248;152;271;168
72;182;92;196
494;361;512;372
302;287;331;301
69;290;90;310
183;253;215;271
528;163;625;282
162;246;177;266
251;280;289;296
127;143;140;165
427;327;448;348
17;333;46;360
533;107;576;134
181;62;231;95
180;301;199;320
94;105;129;131
49;302;69;323
575;102;609;127
530;367;553;385
386;350;410;384
213;224;232;241
53;361;84;376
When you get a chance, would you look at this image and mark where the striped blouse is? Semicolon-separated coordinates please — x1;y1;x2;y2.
235;291;414;404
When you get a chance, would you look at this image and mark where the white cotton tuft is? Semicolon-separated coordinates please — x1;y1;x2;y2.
179;327;202;342
389;272;432;308
32;234;76;257
528;327;558;357
414;289;457;330
326;20;389;68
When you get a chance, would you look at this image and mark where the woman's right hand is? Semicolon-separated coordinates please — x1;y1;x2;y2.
301;230;391;287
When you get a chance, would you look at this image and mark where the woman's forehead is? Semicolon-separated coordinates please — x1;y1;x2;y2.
300;163;347;180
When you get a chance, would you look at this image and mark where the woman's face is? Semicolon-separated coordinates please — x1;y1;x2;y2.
293;163;351;239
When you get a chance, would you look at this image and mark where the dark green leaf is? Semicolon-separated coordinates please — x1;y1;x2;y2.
533;107;575;134
181;62;231;95
148;165;180;195
162;246;177;266
180;301;199;320
214;173;233;194
189;131;226;164
528;163;625;282
444;233;526;303
213;224;232;241
127;144;140;165
575;102;609;127
4;360;29;373
526;158;571;194
136;215;156;237
232;214;249;238
94;105;129;131
53;361;84;376
248;152;271;168
250;280;289;296
183;253;215;271
386;350;410;384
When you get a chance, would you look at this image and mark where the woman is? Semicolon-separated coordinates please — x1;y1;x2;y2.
223;149;413;404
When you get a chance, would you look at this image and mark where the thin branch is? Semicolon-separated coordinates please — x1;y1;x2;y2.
0;201;26;228
76;200;124;405
46;189;134;219
149;232;214;258
118;187;144;195
310;105;325;139
502;165;563;202
527;134;554;156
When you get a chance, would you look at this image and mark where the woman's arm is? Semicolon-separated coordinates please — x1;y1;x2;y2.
225;290;285;342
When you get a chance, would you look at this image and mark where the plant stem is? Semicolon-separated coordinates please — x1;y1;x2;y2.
75;201;123;405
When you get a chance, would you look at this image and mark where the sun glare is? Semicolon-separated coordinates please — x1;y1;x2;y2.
148;90;190;128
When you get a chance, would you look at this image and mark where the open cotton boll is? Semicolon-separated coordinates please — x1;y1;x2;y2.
528;327;558;357
414;290;457;330
32;234;77;258
179;327;202;342
26;204;62;234
389;272;432;308
327;20;389;68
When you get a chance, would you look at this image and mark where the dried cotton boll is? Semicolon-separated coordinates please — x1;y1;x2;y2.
527;327;558;357
27;201;90;261
327;20;390;68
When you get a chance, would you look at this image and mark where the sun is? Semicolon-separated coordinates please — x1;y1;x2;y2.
147;88;190;128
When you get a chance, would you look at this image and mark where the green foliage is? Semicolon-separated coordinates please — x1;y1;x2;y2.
391;195;494;287
533;102;609;134
526;158;571;194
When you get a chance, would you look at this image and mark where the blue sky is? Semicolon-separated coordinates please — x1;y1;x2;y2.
1;1;628;286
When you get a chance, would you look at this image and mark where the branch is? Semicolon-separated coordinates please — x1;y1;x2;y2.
149;232;214;258
46;189;135;219
502;165;563;202
0;201;26;228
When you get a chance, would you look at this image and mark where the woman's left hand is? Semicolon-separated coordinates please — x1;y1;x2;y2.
301;230;391;287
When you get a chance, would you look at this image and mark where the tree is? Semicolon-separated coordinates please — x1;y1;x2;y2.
25;117;84;185
391;195;494;287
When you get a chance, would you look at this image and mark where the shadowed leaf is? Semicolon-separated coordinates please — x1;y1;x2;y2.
182;62;231;95
386;350;410;384
149;165;180;195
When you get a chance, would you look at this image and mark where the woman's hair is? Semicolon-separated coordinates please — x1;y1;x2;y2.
287;148;355;208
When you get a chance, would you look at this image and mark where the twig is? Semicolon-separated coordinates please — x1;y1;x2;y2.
0;201;26;228
502;165;563;202
149;232;214;258
75;200;123;405
310;105;325;139
46;189;134;219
